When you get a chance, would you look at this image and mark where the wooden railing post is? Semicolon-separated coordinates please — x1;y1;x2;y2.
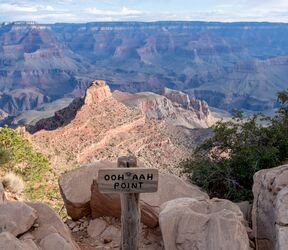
117;155;140;250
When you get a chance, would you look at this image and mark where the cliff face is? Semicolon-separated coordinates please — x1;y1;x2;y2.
113;88;215;129
28;80;111;133
1;21;288;115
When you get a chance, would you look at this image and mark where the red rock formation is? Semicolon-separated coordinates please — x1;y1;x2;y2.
84;80;112;105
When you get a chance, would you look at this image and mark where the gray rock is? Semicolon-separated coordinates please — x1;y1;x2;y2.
40;233;75;250
252;164;288;250
0;202;37;236
59;161;115;220
26;202;80;250
159;197;250;250
87;219;108;238
0;232;38;250
101;225;121;244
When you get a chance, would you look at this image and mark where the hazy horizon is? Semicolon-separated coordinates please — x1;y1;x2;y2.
0;0;287;23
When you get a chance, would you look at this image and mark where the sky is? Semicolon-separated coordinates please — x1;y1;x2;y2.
0;0;288;23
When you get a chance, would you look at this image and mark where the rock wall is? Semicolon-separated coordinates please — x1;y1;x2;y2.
252;164;288;250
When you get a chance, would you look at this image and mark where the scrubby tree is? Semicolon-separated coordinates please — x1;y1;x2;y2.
181;90;288;201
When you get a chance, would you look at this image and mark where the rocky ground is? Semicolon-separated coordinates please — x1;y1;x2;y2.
1;159;288;249
66;217;163;250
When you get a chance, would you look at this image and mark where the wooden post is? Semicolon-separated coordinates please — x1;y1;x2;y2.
118;155;140;250
98;156;158;249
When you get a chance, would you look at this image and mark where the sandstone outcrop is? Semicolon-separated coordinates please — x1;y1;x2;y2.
252;164;288;250
159;197;250;250
0;201;79;250
84;80;112;105
59;161;208;227
163;87;190;108
29;80;112;133
163;87;210;119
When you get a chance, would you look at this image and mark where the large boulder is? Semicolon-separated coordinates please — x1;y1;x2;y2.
0;202;37;236
0;201;79;250
0;232;38;250
252;164;288;250
59;161;115;220
59;161;208;227
91;171;208;227
39;233;75;250
26;202;79;250
159;197;250;250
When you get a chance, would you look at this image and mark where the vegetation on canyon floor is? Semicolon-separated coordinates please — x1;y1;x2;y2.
182;89;288;201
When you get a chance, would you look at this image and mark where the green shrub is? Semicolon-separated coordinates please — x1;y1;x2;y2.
181;90;288;201
0;126;51;200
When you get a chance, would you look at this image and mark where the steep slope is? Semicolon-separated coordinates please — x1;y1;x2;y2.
30;80;213;174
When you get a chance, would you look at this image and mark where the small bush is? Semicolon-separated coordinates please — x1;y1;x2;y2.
1;172;25;194
181;90;288;201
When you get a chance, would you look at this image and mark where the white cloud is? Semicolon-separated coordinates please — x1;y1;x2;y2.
86;6;142;16
44;6;55;11
0;0;287;23
0;3;38;12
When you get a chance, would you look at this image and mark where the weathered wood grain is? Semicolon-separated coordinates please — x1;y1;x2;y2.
118;155;140;250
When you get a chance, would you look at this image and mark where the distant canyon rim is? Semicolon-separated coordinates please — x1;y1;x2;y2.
0;21;288;120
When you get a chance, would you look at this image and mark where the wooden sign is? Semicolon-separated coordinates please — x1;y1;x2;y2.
98;168;159;193
97;155;158;250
